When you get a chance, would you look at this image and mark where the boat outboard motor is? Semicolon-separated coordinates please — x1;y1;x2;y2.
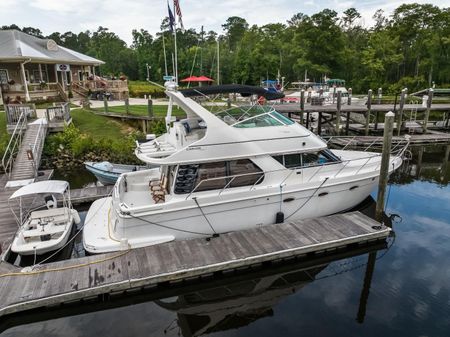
44;195;57;209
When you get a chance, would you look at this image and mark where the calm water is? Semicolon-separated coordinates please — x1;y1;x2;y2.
1;145;449;337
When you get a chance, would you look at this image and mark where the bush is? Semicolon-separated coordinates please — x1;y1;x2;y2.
128;81;165;98
43;124;142;165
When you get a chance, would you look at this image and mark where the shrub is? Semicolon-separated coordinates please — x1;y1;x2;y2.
128;81;165;98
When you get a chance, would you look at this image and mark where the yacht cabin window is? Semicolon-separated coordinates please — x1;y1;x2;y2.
273;149;340;169
174;159;264;194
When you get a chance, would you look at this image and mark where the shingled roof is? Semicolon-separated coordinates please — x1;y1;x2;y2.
0;30;104;65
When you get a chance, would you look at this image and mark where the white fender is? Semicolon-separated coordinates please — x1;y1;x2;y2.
71;209;81;225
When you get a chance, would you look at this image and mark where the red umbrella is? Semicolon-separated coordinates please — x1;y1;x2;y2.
196;76;214;82
180;75;214;83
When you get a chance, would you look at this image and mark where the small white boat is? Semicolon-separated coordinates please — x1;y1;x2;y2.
9;180;81;256
84;161;148;185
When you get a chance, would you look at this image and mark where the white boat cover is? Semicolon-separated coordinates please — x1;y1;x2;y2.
9;180;69;199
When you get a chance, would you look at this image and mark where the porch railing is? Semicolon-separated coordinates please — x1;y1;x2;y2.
46;103;71;123
5;104;35;125
76;79;128;91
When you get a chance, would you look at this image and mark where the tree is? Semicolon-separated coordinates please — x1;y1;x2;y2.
222;17;249;51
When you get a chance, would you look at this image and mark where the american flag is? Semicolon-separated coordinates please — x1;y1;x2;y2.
173;0;184;30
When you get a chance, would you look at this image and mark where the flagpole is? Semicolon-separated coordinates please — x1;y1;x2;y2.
162;33;168;77
173;0;179;85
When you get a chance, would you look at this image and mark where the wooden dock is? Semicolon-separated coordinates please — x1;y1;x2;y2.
69;185;113;205
275;103;450;114
0;211;390;318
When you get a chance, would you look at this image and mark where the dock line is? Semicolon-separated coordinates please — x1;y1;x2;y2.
0;249;131;279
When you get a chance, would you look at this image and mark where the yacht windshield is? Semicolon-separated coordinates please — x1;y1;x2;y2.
215;105;294;128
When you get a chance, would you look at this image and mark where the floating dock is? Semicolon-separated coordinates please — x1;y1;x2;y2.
0;211;390;318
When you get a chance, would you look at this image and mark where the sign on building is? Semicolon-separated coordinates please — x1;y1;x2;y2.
56;64;70;72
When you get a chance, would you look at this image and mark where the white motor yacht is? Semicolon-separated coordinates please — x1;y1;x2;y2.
83;82;405;254
9;180;81;256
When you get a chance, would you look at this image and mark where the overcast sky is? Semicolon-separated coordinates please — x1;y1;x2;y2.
1;0;448;45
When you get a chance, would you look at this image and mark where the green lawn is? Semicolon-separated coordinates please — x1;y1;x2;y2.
34;102;80;109
93;104;186;118
71;108;137;139
0;111;10;158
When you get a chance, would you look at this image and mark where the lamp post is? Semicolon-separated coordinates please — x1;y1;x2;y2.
145;63;151;81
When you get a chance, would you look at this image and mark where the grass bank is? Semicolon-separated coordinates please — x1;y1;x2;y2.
42;109;167;168
0;111;10;160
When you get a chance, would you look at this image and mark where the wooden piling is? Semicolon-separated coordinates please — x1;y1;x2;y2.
345;111;350;135
356;251;377;323
377;88;382;105
332;87;336;104
300;90;305;125
147;99;153;118
423;88;433;133
365;89;372;136
397;88;407;136
335;91;341;135
318;111;322;135
375;111;395;222
348;88;352;105
103;96;108;114
125;98;130;115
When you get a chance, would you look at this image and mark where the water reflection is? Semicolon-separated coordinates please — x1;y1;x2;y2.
391;144;450;185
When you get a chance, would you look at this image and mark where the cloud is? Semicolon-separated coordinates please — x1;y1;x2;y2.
3;0;450;44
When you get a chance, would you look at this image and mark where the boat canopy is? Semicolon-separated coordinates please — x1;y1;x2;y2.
180;84;285;100
9;180;69;199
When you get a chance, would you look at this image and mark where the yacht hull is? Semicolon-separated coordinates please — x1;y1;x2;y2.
83;174;380;254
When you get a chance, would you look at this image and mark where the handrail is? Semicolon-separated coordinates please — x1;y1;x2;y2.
1;111;27;177
56;83;69;102
30;121;47;178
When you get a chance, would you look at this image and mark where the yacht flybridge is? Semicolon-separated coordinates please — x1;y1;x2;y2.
83;82;405;254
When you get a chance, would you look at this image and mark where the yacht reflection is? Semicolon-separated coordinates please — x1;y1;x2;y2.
155;243;386;336
393;144;450;185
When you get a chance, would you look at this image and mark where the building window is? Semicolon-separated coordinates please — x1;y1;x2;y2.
0;69;8;84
